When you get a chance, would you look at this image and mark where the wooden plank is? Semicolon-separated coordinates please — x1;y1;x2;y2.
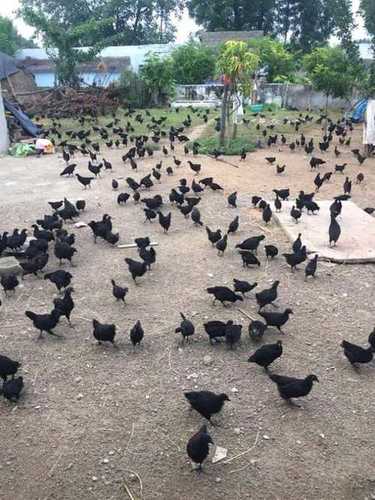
117;242;159;249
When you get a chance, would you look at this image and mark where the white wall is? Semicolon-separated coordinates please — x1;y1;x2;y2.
16;44;177;87
0;82;9;154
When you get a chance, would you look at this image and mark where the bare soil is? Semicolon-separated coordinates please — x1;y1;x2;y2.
1;118;375;500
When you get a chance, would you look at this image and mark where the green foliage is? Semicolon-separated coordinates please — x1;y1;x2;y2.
187;0;354;54
360;0;375;40
21;7;112;86
190;135;256;156
139;53;175;105
118;69;148;107
288;1;341;52
171;42;216;84
186;0;276;33
216;41;260;96
20;0;183;46
216;41;260;144
358;62;375;98
0;16;35;55
248;37;295;82
329;0;356;50
303;46;359;100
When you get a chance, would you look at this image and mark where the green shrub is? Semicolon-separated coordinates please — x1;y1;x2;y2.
171;42;216;84
139;53;175;106
190;135;256;156
118;69;148;107
248;37;296;83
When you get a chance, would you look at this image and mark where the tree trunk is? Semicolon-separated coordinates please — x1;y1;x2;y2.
232;123;238;140
219;84;229;147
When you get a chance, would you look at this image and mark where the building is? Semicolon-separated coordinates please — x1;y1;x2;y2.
0;51;37;99
198;31;264;47
16;44;176;88
358;41;374;64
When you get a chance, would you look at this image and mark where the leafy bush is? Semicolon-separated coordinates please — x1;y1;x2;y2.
303;46;360;101
139;53;175;106
248;37;296;83
118;69;148;107
171;42;216;84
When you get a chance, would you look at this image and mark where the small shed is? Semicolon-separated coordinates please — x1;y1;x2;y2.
0;51;37;101
198;31;264;47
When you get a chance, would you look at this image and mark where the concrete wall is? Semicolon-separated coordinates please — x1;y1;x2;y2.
258;83;353;110
173;83;355;110
0;82;9;154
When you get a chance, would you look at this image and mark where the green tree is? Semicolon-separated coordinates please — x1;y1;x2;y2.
275;0;299;43
329;0;355;50
171;42;216;84
20;0;183;46
248;36;295;82
187;0;353;52
360;0;375;40
288;0;335;52
303;46;359;111
216;41;259;142
360;0;375;96
186;0;276;33
139;53;175;105
0;16;35;55
118;69;147;107
22;6;112;86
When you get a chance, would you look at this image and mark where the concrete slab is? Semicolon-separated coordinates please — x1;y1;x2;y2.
0;257;22;276
272;200;375;264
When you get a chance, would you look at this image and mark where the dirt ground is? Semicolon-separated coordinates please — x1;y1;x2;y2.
1;116;375;500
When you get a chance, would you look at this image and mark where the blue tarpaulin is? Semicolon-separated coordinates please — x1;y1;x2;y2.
3;98;42;137
352;99;368;123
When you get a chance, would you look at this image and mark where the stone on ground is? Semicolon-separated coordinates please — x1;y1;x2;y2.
0;256;22;276
273;200;375;263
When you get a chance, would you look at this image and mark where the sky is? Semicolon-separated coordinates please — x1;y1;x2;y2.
0;0;368;45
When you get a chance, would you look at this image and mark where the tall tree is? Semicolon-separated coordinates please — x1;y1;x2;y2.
187;0;354;53
275;0;299;43
329;0;355;50
248;36;295;82
20;0;184;46
186;0;276;33
303;46;360;111
21;6;112;86
171;42;216;84
289;0;336;52
360;0;375;95
216;41;259;142
0;16;36;55
360;0;375;40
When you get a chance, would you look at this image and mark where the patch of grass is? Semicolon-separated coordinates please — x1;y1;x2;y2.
40;107;215;147
195;106;323;152
191;135;256;156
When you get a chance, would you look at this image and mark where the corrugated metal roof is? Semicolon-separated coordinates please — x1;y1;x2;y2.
0;51;19;80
